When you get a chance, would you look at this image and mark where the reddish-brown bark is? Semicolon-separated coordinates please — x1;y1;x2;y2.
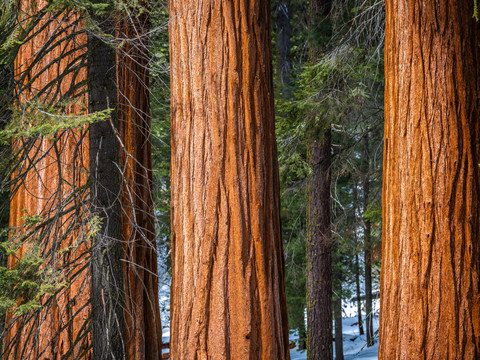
380;0;480;358
5;4;162;359
5;1;91;359
169;0;290;358
117;13;163;360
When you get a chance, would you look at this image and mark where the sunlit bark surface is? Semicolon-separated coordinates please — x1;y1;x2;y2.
117;13;163;360
169;0;290;358
380;0;480;358
5;1;91;358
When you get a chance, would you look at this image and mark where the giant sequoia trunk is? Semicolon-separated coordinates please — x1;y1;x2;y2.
5;3;162;359
4;2;92;358
117;12;163;360
169;0;290;358
379;0;480;358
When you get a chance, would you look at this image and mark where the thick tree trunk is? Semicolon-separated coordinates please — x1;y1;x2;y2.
5;2;91;359
380;0;480;358
5;3;162;359
362;135;373;348
117;12;163;360
169;0;290;358
88;13;125;360
306;130;333;359
333;294;343;360
276;0;292;86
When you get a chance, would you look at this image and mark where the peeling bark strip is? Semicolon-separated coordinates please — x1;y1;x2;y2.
117;12;163;360
169;0;290;359
380;0;480;359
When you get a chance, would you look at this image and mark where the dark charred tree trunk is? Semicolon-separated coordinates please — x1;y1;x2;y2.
169;0;290;358
276;0;292;86
88;13;125;360
380;0;480;358
362;134;373;347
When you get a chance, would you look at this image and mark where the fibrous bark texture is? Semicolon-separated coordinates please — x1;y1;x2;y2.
5;3;162;359
5;1;91;358
88;12;124;360
380;0;480;358
306;132;333;360
169;0;290;358
117;13;163;360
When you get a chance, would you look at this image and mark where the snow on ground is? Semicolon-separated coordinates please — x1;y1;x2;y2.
289;313;379;360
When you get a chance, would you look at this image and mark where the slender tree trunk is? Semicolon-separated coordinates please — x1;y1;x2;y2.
117;12;163;359
354;254;364;336
380;0;480;358
276;0;292;86
88;12;125;360
306;131;332;359
353;182;364;336
364;247;373;346
299;318;307;350
169;0;290;358
362;134;373;347
333;293;343;360
306;0;333;358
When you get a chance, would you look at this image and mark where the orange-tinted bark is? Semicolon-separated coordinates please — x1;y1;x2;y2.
5;1;91;359
5;3;162;359
117;13;163;360
169;0;290;358
380;0;480;358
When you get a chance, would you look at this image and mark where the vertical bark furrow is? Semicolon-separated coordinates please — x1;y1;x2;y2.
170;0;290;359
380;0;480;358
